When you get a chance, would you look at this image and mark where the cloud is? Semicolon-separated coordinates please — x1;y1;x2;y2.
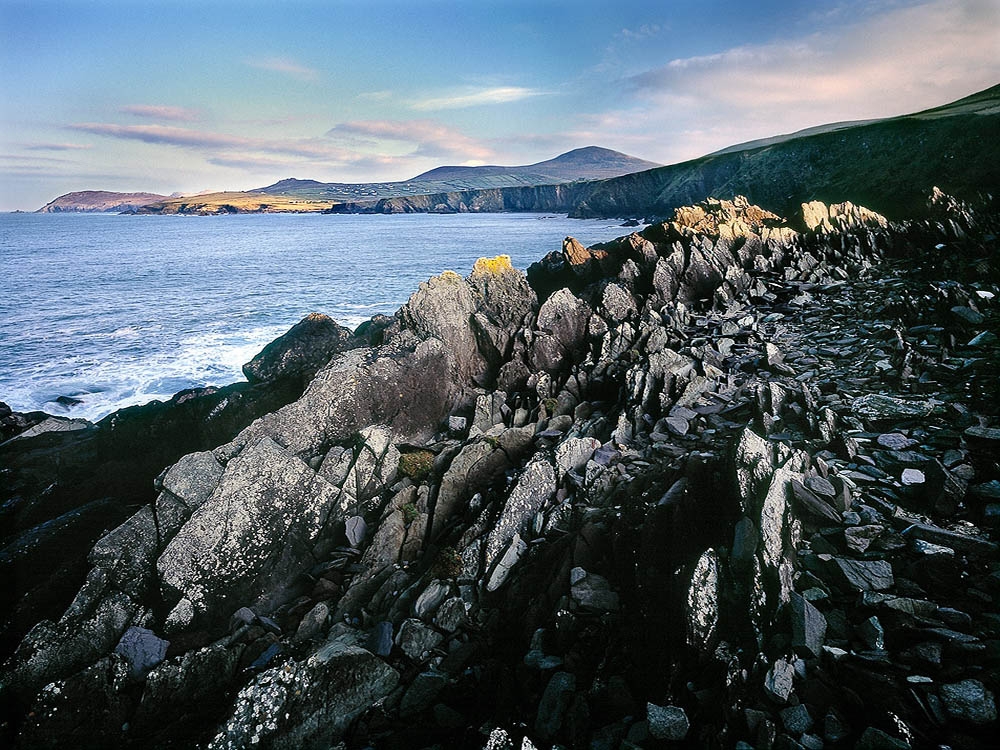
66;122;347;160
358;90;393;101
120;104;200;122
244;56;319;81
22;142;92;151
328;119;495;161
411;86;544;111
627;0;1000;132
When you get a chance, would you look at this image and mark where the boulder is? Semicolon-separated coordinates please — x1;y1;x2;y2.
242;313;359;385
209;642;398;749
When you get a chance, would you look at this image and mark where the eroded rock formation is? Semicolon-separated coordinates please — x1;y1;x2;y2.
2;195;998;749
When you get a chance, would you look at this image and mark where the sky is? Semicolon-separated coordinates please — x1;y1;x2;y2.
1;0;998;211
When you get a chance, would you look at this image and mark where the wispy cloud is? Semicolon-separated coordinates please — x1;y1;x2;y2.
120;104;200;122
411;86;544;111
627;0;1000;127
66;122;349;161
22;142;92;151
244;56;319;81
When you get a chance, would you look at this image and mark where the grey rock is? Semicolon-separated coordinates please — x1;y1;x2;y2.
601;282;637;323
158;437;342;630
687;549;719;649
293;602;329;643
876;433;917;450
790;592;826;658
447;415;467;433
554;437;601;480
647;702;689;741
900;468;925;485
764;657;795;704
858;615;885;650
485;456;555;569
486;533;527;592
113;626;169;680
831;558;894;591
844;524;883;554
940;679;997;725
530;288;592;373
345;515;367;547
395;618;444;661
209;642;398;749
571;571;620;612
434;597;468;632
413;579;451;620
851;394;939;423
805;475;836;497
160;450;225;510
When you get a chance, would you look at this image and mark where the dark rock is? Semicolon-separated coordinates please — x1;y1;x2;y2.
210;642;398;748
856;726;910;749
536;671;576;739
790;592;827;658
830;558;894;591
242;313;360;385
647;703;689;740
939;679;997;725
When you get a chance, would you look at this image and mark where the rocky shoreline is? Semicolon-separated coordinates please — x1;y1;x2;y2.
1;191;998;748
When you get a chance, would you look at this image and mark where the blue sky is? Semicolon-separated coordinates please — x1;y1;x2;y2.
1;0;998;210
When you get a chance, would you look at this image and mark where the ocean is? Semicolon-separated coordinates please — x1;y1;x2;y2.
0;212;630;422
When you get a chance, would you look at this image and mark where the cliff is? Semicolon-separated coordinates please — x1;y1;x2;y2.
1;193;998;749
37;191;171;213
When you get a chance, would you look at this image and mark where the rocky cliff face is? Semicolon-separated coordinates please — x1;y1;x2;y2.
2;193;998;749
37;191;171;213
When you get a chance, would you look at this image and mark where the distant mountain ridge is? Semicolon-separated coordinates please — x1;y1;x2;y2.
407;146;661;182
328;83;1000;221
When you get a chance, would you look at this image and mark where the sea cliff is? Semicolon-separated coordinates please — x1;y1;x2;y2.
1;192;998;749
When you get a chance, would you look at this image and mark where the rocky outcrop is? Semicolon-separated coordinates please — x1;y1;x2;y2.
2;193;998;749
242;312;361;385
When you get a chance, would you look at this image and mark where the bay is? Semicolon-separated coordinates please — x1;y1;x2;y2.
0;212;630;421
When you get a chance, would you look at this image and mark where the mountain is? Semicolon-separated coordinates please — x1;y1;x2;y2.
408;146;661;183
329;83;1000;221
36;190;170;213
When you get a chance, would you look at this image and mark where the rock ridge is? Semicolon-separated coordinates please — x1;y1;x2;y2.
1;192;998;749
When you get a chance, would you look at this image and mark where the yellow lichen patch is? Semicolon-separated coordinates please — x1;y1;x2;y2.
438;270;463;282
471;255;515;276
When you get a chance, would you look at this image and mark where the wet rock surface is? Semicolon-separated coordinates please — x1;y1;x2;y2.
1;193;998;749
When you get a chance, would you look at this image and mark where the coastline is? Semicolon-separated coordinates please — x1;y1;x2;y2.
1;193;998;748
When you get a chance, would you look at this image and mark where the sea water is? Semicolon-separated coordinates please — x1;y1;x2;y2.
0;212;630;421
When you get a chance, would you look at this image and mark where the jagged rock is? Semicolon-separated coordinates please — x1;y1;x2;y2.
851;394;940;423
242;313;359;385
647;703;689;740
687;550;719;649
856;726;909;749
209;642;398;749
764;658;795;704
830;558;894;592
554;437;601;480
530;288;592;372
790;592;826;658
485;456;556;570
779;703;813;734
158;437;342;630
